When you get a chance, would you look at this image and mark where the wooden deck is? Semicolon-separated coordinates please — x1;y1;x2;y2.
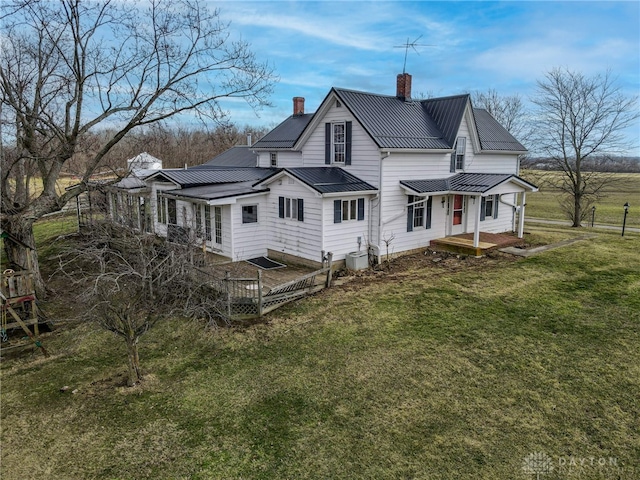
197;255;318;291
430;232;524;256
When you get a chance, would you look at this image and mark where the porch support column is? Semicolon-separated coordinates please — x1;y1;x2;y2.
473;195;482;248
518;192;527;238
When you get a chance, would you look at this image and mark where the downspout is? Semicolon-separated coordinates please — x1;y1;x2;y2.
376;151;391;264
499;193;522;233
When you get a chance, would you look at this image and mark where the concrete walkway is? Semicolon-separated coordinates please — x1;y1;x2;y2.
500;234;597;257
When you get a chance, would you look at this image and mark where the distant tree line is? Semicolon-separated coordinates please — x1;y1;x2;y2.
522;155;640;173
65;123;272;175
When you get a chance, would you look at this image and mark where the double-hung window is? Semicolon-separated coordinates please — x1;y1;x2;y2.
333;123;345;163
325;121;352;165
450;137;466;172
270;152;278;167
279;197;304;221
333;198;365;223
480;195;499;221
455;137;466;170
407;195;433;232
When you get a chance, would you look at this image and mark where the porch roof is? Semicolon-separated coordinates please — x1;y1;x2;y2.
400;173;537;196
256;167;378;194
163;181;269;201
148;167;276;188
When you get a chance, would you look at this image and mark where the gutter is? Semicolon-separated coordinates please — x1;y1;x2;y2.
499;193;521;233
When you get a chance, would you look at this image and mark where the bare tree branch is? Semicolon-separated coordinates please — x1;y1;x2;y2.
531;68;639;226
55;222;227;386
1;0;276;294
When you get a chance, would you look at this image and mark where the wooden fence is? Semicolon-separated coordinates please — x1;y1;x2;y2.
195;254;333;321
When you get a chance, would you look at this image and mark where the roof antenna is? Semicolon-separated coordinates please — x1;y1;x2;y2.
394;35;434;74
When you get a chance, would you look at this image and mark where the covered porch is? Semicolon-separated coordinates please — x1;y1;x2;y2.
400;172;539;252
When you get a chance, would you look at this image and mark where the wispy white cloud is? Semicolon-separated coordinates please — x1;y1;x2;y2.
219;3;387;51
472;33;639;81
208;0;638;152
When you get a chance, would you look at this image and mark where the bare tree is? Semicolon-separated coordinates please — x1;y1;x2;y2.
531;68;639;226
56;223;226;386
472;88;532;147
0;0;275;294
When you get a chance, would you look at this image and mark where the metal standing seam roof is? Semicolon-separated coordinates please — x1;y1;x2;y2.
333;88;451;149
257;167;378;194
333;89;526;152
150;167;277;188
400;173;537;194
192;146;258;168
472;109;527;152
252;114;314;149
420;94;470;148
111;177;148;190
164;181;269;201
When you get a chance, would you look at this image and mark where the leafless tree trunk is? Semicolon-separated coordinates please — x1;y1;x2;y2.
531;68;639;226
56;222;226;386
1;0;276;295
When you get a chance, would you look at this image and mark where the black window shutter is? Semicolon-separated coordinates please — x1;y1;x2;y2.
325;123;331;164
357;198;364;221
407;195;414;232
279;196;285;218
426;196;433;229
333;199;341;223
345;121;352;165
450;152;456;173
298;198;304;222
493;195;499;219
480;197;486;221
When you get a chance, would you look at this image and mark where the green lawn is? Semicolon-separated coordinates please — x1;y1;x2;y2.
1;227;638;479
522;170;640;228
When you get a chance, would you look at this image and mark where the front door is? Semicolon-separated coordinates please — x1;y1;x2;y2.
451;194;466;235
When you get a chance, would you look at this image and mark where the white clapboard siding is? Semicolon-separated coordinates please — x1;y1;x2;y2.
466;153;519;174
301;104;381;186
377;153;452;254
257;151;303;168
459;114;521;174
477;193;519;233
264;180;324;263
322;195;372;260
230;198;268;261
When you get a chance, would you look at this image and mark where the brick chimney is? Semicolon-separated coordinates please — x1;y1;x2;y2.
293;97;305;115
396;73;412;101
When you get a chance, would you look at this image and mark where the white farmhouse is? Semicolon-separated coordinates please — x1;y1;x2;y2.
113;73;537;266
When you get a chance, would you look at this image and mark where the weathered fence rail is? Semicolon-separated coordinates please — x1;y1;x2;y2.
193;253;333;321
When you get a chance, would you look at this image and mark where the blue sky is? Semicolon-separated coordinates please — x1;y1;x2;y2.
213;1;639;153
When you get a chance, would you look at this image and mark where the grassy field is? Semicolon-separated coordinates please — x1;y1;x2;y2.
1;226;638;479
521;170;640;228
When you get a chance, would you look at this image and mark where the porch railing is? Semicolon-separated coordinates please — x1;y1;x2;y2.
194;253;333;321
